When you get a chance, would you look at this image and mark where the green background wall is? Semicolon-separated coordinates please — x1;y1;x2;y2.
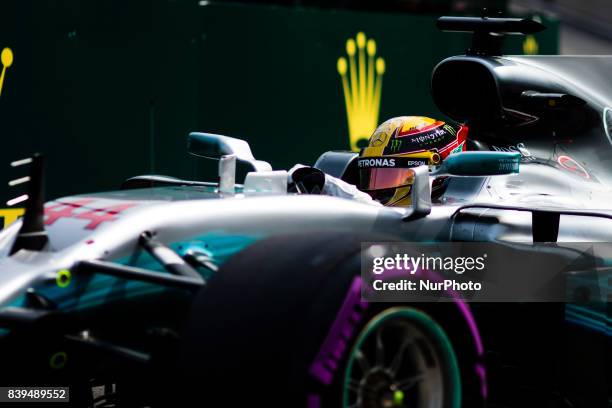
0;1;558;226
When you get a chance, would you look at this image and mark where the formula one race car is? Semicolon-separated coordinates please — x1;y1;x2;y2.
0;16;609;408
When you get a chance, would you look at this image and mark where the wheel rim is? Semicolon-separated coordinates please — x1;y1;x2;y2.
343;307;461;408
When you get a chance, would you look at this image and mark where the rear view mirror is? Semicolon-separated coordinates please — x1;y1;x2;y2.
432;151;520;176
187;132;272;172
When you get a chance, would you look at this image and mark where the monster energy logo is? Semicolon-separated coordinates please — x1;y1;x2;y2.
389;139;402;152
443;124;456;136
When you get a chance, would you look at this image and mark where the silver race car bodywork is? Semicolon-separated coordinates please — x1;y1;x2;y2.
0;17;610;408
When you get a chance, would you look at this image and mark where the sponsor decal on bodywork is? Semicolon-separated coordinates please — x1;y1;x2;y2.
557;155;590;179
45;198;138;230
491;143;534;161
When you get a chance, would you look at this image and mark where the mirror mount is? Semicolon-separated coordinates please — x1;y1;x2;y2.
404;165;431;220
403;165;432;220
218;155;236;194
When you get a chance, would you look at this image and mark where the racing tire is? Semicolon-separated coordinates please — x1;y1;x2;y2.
171;232;485;407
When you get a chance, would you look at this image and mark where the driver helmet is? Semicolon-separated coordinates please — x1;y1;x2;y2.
358;116;468;206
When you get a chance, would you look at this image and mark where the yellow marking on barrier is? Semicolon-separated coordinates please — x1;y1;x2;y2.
0;208;24;228
523;35;539;55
